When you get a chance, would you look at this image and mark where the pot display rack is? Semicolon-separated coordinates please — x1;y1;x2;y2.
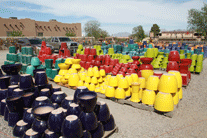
96;93;179;118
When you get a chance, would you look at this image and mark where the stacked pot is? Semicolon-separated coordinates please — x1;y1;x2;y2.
189;54;203;73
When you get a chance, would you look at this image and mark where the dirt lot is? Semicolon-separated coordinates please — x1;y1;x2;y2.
0;50;207;138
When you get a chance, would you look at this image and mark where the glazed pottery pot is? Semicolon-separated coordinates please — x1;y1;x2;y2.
32;103;54;120
8;111;22;127
168;51;180;62
22;92;35;108
168;71;182;88
23;108;35;125
12;88;24;97
140;57;153;64
66;103;82;117
0;76;11;89
35;71;48;86
39;88;51;98
7;85;18;97
0;69;3;77
61;115;83;138
13;120;30;137
52;86;62;93
115;88;126;99
79;111;98;131
90;121;104;138
4;105;9;121
50;91;67;105
94;101;110;122
105;86;115;98
0;89;7;102
33;69;45;78
142;89;156;105
23;128;41;138
19;74;34;90
146;75;159;91
166;61;179;72
0;99;6;115
43;129;59;138
52;103;59;109
32;118;47;133
74;86;89;103
48;108;65;133
77;91;97;113
61;96;74;109
102;114;115;131
26;65;35;76
31;57;40;67
141;70;154;81
83;130;92;138
32;96;52;109
6;96;24;113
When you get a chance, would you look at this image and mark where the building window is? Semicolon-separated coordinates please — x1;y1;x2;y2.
6;32;12;36
37;32;43;36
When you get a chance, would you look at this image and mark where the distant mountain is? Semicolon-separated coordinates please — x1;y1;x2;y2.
113;32;131;37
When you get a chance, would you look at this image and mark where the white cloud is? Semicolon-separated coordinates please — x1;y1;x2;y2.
3;0;205;34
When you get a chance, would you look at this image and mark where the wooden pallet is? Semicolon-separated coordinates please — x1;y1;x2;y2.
97;93;178;118
103;126;118;138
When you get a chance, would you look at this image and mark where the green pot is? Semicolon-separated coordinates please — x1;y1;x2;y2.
180;50;185;54
153;64;160;69
9;46;16;54
196;61;203;66
186;53;191;59
21;47;26;55
76;49;82;54
51;69;58;79
27;47;33;56
161;62;168;69
80;50;84;55
189;65;195;72
6;53;12;61
31;57;40;67
191;60;196;66
46;68;52;79
4;61;9;65
37;64;46;69
195;66;202;73
8;61;15;64
55;58;63;69
18;53;22;63
197;54;203;62
21;64;28;73
78;44;83;50
191;54;197;60
153;48;159;57
26;55;32;65
180;54;185;59
26;65;35;76
45;59;53;69
165;53;169;58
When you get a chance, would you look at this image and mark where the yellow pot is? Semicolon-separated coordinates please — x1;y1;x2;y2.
125;75;133;86
68;68;77;74
69;73;79;86
65;58;73;65
142;89;156;105
131;82;140;93
130;92;140;103
141;70;154;81
89;83;96;91
97;77;103;83
131;73;139;82
71;59;81;64
61;78;68;84
91;77;98;84
105;86;115;97
115;88;126;99
95;87;101;93
58;70;68;76
85;76;91;83
54;75;63;83
92;70;98;78
103;85;108;90
138;77;146;88
118;78;129;89
106;75;111;79
64;73;70;80
71;64;81;69
154;92;174;112
87;70;94;77
79;72;86;81
125;87;131;97
58;63;69;70
83;82;90;88
139;88;143;100
77;80;84;87
178;88;182;99
116;74;123;81
146;75;159;91
172;92;179;105
93;66;99;72
168;70;182;88
100;89;106;94
109;76;118;87
158;73;178;93
100;69;106;76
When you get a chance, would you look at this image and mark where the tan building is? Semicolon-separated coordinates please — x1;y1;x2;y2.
0;17;82;37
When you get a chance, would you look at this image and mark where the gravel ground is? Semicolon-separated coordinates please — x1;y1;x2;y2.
0;50;207;138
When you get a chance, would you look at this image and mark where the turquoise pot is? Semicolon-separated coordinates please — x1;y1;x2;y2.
46;68;52;79
37;64;46;69
9;46;16;54
45;59;53;69
31;57;40;67
26;65;35;76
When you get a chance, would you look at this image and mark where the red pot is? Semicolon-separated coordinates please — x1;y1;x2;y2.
168;51;180;62
154;71;163;79
105;61;110;66
90;48;97;56
127;69;136;74
138;71;142;77
112;71;118;76
80;61;86;68
133;60;140;65
95;61;101;67
181;73;188;86
88;55;94;62
82;54;88;62
123;63;130;69
180;59;192;67
45;47;52;55
114;66;121;71
95;56;102;61
51;54;58;63
140;64;153;70
64;49;70;58
120;67;128;73
140;58;153;64
131;64;138;70
166;61;179;72
84;48;90;55
85;62;92;70
132;56;140;61
105;66;111;73
100;65;104;70
60;42;67;50
179;63;189;72
114;59;119;64
91;60;96;66
109;65;113;72
110;59;116;66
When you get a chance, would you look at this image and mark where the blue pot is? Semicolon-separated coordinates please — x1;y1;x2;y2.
1;64;22;75
0;76;11;89
77;91;97;113
48;109;65;133
6;96;24;113
50;91;67;105
35;71;48;86
83;130;92;138
90;121;104;138
23;108;35;125
52;86;62;94
53;103;59;109
23;128;41;138
102;114;115;131
0;89;7;101
66;103;82;117
79;112;98;131
94;101;110;122
32;96;52;109
4;105;9;121
32;103;54;120
74;86;89;103
22;92;35;108
12;88;24;97
43;129;59;138
32;118;47;133
7;85;18;97
0;99;6;115
45;84;53;94
19;74;34;90
13;120;30;137
0;69;3;77
8;111;22;127
39;88;51;98
33;69;45;78
61;96;74;109
61;115;83;138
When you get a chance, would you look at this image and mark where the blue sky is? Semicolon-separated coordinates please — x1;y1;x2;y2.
0;0;206;36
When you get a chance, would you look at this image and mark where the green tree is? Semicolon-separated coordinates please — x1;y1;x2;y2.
150;24;160;37
187;3;207;39
65;30;76;37
9;30;24;37
132;25;145;42
84;20;109;40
